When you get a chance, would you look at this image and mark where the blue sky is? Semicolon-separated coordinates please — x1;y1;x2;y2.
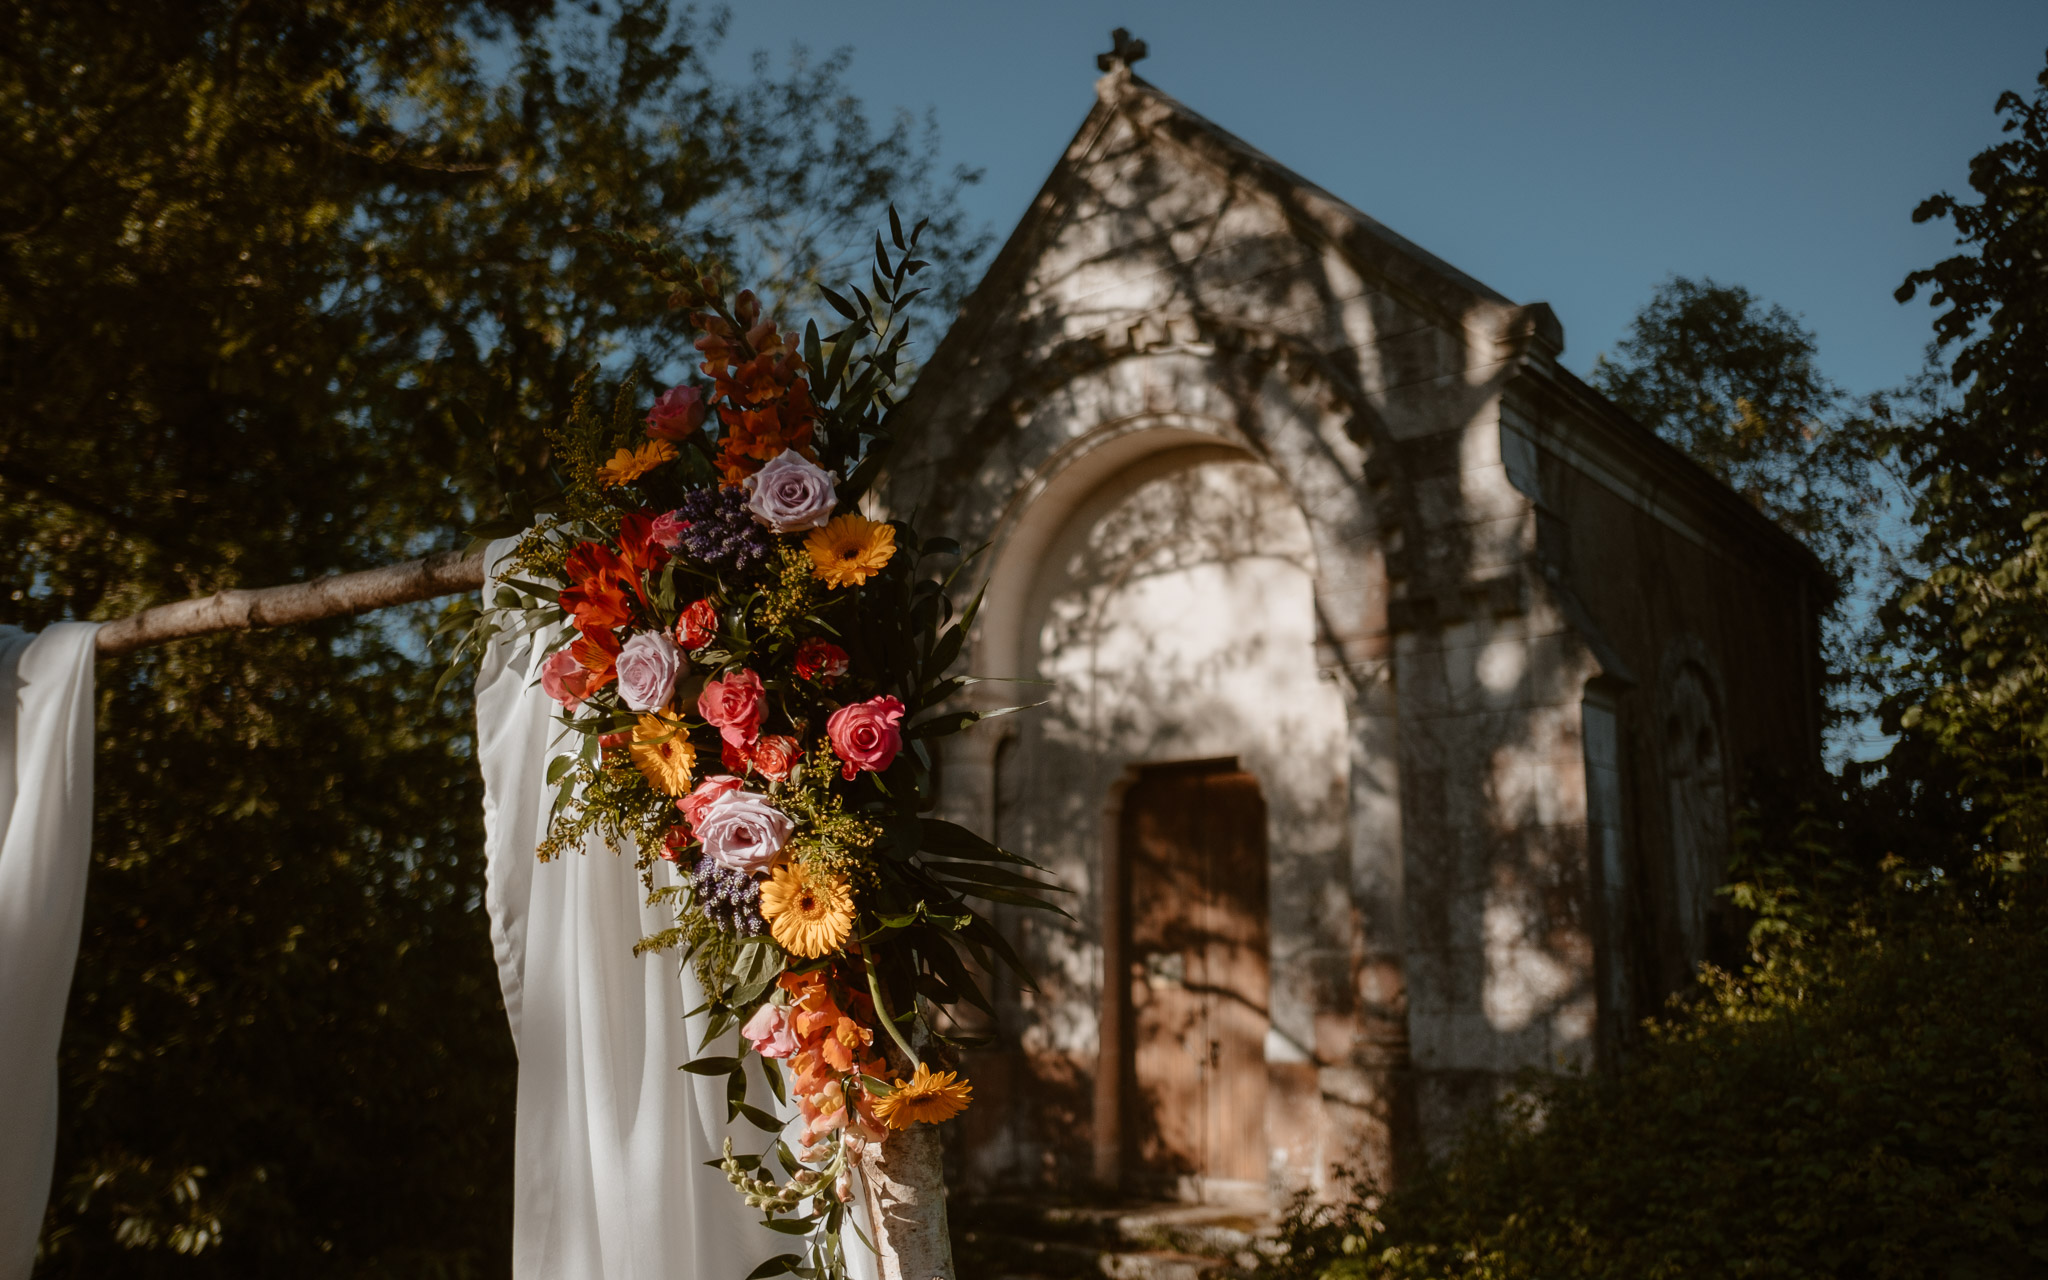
708;1;2045;397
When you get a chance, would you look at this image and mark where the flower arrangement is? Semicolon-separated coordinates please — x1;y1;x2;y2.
445;215;1058;1279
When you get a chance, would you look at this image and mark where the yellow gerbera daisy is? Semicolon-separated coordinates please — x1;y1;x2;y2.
804;514;896;589
629;713;696;796
873;1061;972;1130
596;439;678;487
758;861;855;958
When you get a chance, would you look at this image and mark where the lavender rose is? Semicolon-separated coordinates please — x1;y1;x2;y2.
743;449;839;533
695;790;793;874
614;631;682;712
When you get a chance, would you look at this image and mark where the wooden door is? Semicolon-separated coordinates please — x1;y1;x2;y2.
1120;760;1270;1197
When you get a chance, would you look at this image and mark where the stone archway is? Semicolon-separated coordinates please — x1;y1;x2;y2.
967;428;1357;1197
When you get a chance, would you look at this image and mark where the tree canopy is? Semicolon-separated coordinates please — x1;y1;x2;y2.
1889;52;2048;850
1;0;982;1270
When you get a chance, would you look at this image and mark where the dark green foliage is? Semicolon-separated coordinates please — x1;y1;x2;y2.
1887;50;2048;850
1592;277;1881;587
1;0;981;1271
1263;798;2048;1280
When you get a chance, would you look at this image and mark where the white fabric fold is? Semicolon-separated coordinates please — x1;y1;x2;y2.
0;623;102;1280
476;542;828;1279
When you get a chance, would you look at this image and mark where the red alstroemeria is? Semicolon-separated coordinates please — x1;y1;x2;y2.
560;541;637;632
616;511;672;586
570;627;622;693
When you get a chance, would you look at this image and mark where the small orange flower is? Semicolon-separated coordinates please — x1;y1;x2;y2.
596;439;678;487
873;1062;972;1130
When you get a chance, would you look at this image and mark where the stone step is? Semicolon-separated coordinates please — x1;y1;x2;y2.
1098;1248;1248;1280
955;1198;1273;1279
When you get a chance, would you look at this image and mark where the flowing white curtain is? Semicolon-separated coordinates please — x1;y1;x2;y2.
0;624;102;1280
478;542;870;1279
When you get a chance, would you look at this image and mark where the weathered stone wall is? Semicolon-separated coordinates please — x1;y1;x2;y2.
885;67;1823;1196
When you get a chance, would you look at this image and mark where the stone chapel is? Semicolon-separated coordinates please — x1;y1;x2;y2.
881;47;1827;1204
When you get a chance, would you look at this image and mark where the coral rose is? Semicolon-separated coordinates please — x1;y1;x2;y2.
748;734;804;783
826;695;905;780
697;669;765;748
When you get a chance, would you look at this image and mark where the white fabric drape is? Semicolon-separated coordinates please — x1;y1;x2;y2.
0;623;102;1280
478;542;861;1279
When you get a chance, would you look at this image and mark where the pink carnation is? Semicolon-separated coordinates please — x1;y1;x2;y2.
826;695;905;780
741;1003;798;1059
697;669;765;749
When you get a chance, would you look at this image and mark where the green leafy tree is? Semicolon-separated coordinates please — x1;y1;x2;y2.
1889;49;2048;852
1;0;982;1272
1592;277;1886;584
1592;278;1896;732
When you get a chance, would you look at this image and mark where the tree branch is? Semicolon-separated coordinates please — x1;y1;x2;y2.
94;546;486;656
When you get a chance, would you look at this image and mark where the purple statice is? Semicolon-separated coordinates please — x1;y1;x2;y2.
691;857;767;937
673;484;772;577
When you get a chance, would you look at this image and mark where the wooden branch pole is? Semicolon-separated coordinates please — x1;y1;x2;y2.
85;544;961;1277
93;547;487;656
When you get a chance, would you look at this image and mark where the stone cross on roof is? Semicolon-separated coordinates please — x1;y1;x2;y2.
1095;27;1148;75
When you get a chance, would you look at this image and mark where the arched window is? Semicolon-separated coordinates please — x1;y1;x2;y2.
1661;656;1728;966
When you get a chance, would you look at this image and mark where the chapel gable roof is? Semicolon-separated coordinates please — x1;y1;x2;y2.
912;64;1533;389
897;60;1830;589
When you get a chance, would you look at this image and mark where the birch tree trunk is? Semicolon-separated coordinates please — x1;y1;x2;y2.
857;1124;955;1280
93;547;487;656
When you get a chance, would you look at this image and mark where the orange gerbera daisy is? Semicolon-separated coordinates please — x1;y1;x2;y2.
873;1061;972;1130
628;714;696;795
759;862;855;958
596;439;678;487
804;515;896;589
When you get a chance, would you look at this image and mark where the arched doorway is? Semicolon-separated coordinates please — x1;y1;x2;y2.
979;436;1351;1199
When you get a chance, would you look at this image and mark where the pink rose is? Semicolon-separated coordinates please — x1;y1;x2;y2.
743;449;839;533
614;631;682;712
644;384;707;440
695;789;793;874
697;669;765;749
741;1003;798;1059
826;695;905;780
539;646;596;709
649;510;690;552
677;774;745;835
